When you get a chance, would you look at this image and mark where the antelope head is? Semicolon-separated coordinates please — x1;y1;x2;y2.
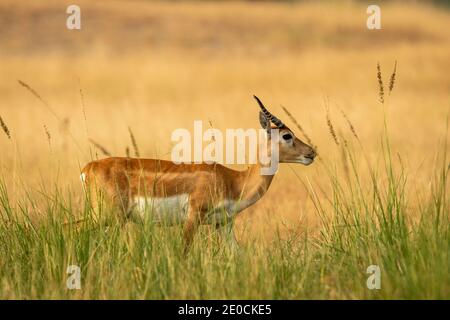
254;95;316;166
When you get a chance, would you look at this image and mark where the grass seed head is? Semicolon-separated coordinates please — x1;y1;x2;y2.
89;139;111;157
389;60;397;94
43;124;51;148
0;115;11;139
340;110;359;141
377;62;385;104
326;109;339;146
128;127;140;157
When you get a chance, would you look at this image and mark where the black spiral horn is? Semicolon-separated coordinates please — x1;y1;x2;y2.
253;95;284;128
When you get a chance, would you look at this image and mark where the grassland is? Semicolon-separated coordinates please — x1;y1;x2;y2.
0;0;448;299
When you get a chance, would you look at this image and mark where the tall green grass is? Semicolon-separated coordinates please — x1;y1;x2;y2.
0;123;447;299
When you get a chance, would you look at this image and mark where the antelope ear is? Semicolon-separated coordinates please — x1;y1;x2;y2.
259;111;270;131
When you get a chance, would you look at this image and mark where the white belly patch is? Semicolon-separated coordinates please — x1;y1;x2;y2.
130;195;254;225
131;194;190;225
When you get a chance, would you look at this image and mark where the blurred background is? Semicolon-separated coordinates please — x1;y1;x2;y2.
0;0;449;241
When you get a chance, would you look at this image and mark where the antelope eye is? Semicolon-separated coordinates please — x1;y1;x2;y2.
282;133;292;140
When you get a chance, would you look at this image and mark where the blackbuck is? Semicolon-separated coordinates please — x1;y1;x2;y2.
81;96;316;252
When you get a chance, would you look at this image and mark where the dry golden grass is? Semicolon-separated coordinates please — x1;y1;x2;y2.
0;0;449;242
